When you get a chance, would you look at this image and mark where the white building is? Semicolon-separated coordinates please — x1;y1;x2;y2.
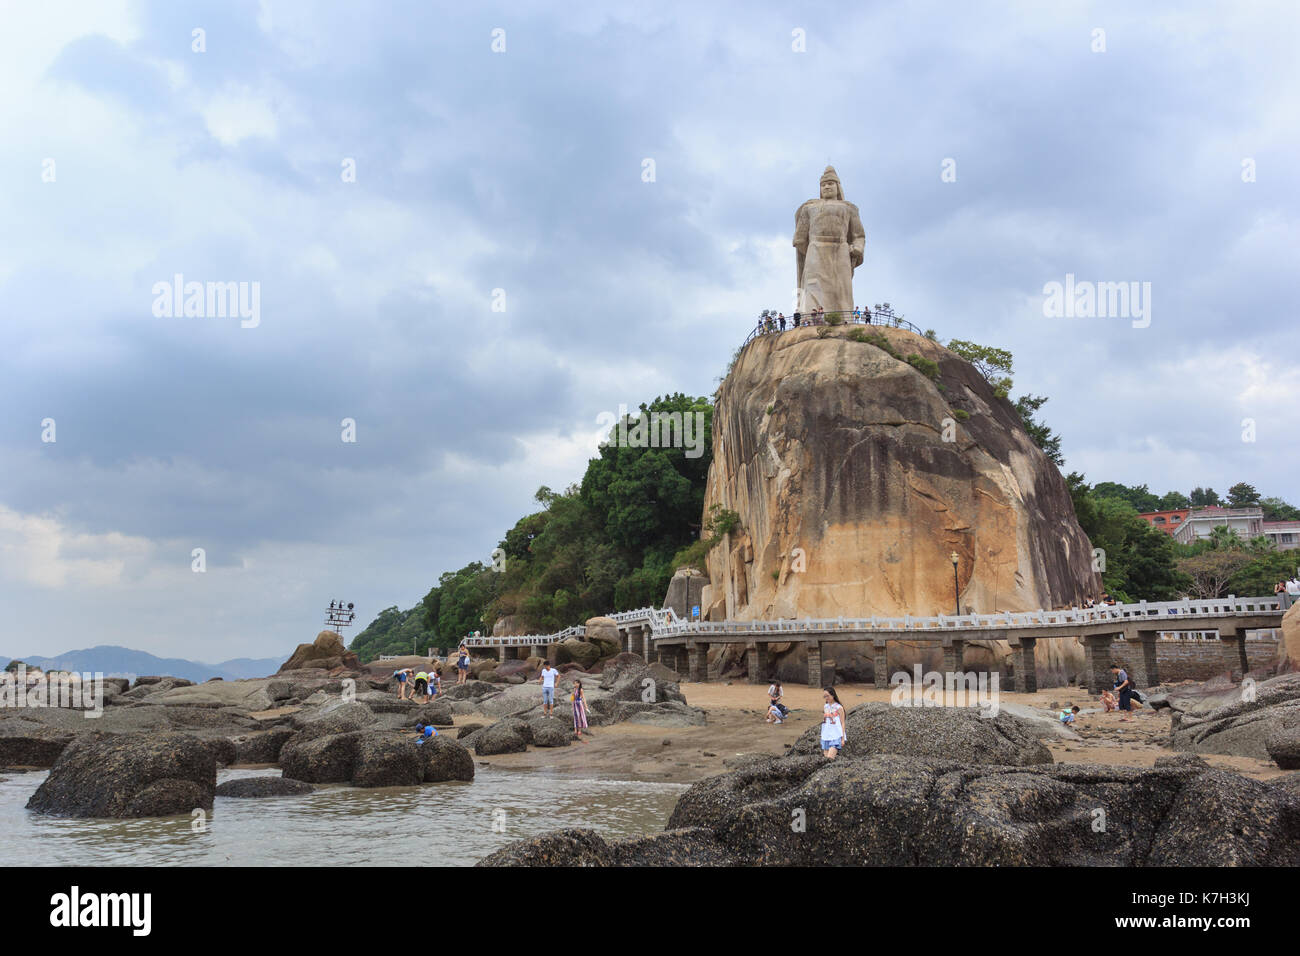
1171;506;1264;545
1263;520;1300;551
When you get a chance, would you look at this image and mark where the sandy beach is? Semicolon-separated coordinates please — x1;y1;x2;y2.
461;680;1287;784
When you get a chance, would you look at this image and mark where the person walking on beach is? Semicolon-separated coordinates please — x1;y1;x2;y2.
1111;663;1135;721
429;666;442;700
413;669;428;699
821;687;847;759
456;644;470;685
571;679;589;741
538;660;560;717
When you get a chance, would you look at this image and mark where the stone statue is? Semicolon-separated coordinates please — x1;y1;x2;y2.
794;166;866;314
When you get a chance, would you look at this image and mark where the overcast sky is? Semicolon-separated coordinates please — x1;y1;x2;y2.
2;1;1296;662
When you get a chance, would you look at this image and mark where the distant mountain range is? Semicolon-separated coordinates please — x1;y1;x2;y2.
0;646;286;683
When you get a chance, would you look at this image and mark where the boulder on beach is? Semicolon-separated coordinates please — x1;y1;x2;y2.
26;732;219;818
1167;673;1300;761
527;716;573;747
0;728;75;769
1267;727;1300;770
787;702;1053;765
554;638;601;670
469;718;532;756
485;752;1300;866
278;630;362;674
418;736;475;782
583;617;623;660
230;728;296;764
215;777;315;798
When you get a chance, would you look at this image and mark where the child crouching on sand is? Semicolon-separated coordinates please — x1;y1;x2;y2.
1100;689;1116;712
765;700;784;724
1059;705;1080;726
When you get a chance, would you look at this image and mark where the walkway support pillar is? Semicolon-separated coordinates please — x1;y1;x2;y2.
1009;637;1037;694
1219;630;1248;682
1083;633;1115;694
1135;629;1161;688
873;640;889;688
942;638;965;676
807;641;822;687
746;642;769;684
688;642;708;683
643;625;659;665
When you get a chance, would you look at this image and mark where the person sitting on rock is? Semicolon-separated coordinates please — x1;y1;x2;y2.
415;722;437;745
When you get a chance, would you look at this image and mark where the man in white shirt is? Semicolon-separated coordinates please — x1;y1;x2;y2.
537;661;560;716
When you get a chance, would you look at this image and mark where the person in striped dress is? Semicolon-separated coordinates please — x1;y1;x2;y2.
572;679;589;741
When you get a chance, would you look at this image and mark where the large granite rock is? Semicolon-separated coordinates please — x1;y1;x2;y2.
1168;673;1300;761
469;718;533;756
278;630;361;673
701;324;1099;684
280;725;474;786
583;617;623;660
788;702;1052;765
663;569;708;620
1282;603;1300;671
483;755;1300;866
554;638;601;670
26;732;219;818
230;729;295;764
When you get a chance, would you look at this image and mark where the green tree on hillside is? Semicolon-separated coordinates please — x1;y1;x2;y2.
945;339;1013;398
1012;394;1063;466
1226;482;1261;507
1261;497;1300;521
1157;490;1190;510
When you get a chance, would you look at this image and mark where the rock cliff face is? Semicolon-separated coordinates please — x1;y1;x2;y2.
701;325;1098;681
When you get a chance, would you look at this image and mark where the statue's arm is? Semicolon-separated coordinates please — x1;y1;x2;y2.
847;203;866;269
793;202;810;254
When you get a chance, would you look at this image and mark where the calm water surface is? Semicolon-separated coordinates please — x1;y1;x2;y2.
0;767;687;866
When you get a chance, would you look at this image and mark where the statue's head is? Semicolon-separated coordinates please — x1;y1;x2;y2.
819;166;843;200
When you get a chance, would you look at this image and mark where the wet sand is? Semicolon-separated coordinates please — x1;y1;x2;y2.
465;680;1285;784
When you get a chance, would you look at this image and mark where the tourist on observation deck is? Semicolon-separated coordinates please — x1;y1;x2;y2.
792;311;802;327
778;312;786;330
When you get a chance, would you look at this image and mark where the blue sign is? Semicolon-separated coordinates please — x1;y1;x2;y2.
691;605;700;619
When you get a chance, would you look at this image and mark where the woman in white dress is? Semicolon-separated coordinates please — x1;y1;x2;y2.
820;687;847;760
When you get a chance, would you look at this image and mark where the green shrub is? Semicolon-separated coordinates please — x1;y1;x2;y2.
825;311;845;326
707;504;741;537
906;353;940;380
953;409;970;422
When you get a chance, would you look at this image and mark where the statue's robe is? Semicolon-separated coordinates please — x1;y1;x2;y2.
794;199;866;314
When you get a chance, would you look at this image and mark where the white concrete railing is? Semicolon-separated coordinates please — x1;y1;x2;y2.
459;596;1283;648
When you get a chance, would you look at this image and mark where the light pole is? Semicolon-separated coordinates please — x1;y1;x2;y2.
950;552;960;616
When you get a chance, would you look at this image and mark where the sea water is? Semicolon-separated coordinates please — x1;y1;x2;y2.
0;766;687;866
